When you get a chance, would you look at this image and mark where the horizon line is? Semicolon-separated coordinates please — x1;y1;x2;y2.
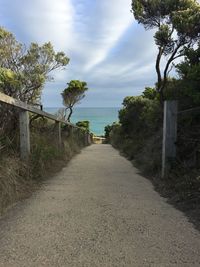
44;106;121;109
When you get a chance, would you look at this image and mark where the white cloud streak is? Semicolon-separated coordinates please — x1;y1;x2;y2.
71;0;133;70
0;0;159;107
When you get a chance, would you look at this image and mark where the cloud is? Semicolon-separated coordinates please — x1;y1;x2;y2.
0;0;74;50
0;0;162;107
81;23;157;100
70;0;133;70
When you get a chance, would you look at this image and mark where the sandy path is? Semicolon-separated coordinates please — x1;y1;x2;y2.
0;144;200;266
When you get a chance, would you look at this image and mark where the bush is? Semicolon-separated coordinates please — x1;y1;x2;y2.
76;120;90;132
107;93;162;170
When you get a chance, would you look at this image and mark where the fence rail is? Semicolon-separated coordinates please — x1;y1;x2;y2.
0;92;92;160
178;106;200;115
0;92;78;126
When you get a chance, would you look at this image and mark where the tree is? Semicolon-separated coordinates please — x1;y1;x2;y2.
164;42;200;106
131;0;200;102
0;27;70;138
142;87;158;100
0;27;70;103
76;121;90;131
176;43;200;86
104;124;115;143
61;80;88;122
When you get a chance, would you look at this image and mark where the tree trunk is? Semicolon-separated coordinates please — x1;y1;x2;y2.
67;107;73;122
155;47;164;104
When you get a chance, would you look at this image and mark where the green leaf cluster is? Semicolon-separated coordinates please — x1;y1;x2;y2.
61;80;88;121
119;94;161;138
131;0;200;99
76;121;90;132
0;27;69;103
164;43;200;105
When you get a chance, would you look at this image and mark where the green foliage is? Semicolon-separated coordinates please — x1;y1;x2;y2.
154;25;174;54
109;88;163;170
131;0;200;99
76;121;90;132
61;80;88;121
132;0;179;28
62;80;88;106
104;122;120;143
142;87;158;100
0;68;21;93
0;27;69;103
104;124;113;140
172;3;200;39
176;44;200;83
119;95;161;137
109;123;123;147
164;43;200;106
132;0;200;33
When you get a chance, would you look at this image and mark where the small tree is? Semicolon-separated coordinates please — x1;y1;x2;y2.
61;80;88;122
0;27;70;103
104;124;113;142
76;121;90;131
0;27;70;137
131;0;200;102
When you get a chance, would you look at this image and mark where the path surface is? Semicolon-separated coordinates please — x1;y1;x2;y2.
0;144;200;267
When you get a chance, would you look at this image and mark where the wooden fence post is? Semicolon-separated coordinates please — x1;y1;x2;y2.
55;121;62;149
87;133;92;145
85;132;90;145
87;134;90;145
0;93;93;158
162;100;178;178
19;111;30;160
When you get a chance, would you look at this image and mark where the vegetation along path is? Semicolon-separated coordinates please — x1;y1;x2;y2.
0;144;200;266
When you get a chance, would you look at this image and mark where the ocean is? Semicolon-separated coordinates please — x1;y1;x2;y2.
44;107;120;136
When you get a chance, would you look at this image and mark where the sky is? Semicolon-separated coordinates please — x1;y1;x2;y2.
0;0;167;107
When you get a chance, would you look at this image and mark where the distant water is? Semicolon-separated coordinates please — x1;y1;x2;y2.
44;107;119;136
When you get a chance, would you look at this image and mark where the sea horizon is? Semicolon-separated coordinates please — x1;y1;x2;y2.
44;107;120;136
44;106;120;109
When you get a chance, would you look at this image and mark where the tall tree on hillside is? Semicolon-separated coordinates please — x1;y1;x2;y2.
61;80;88;122
0;27;70;103
131;0;200;102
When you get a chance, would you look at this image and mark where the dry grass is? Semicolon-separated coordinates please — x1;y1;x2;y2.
0;156;36;214
0;121;89;216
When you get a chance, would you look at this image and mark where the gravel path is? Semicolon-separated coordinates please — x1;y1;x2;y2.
0;144;200;266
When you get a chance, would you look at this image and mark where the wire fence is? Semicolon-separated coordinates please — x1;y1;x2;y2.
176;104;200;167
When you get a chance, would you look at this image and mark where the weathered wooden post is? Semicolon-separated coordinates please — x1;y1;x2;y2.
87;133;92;145
55;121;62;149
85;132;88;146
87;133;91;145
19;110;30;160
76;128;80;143
162;100;178;178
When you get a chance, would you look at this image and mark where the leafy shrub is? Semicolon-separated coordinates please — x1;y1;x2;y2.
105;88;163;171
76;121;90;132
